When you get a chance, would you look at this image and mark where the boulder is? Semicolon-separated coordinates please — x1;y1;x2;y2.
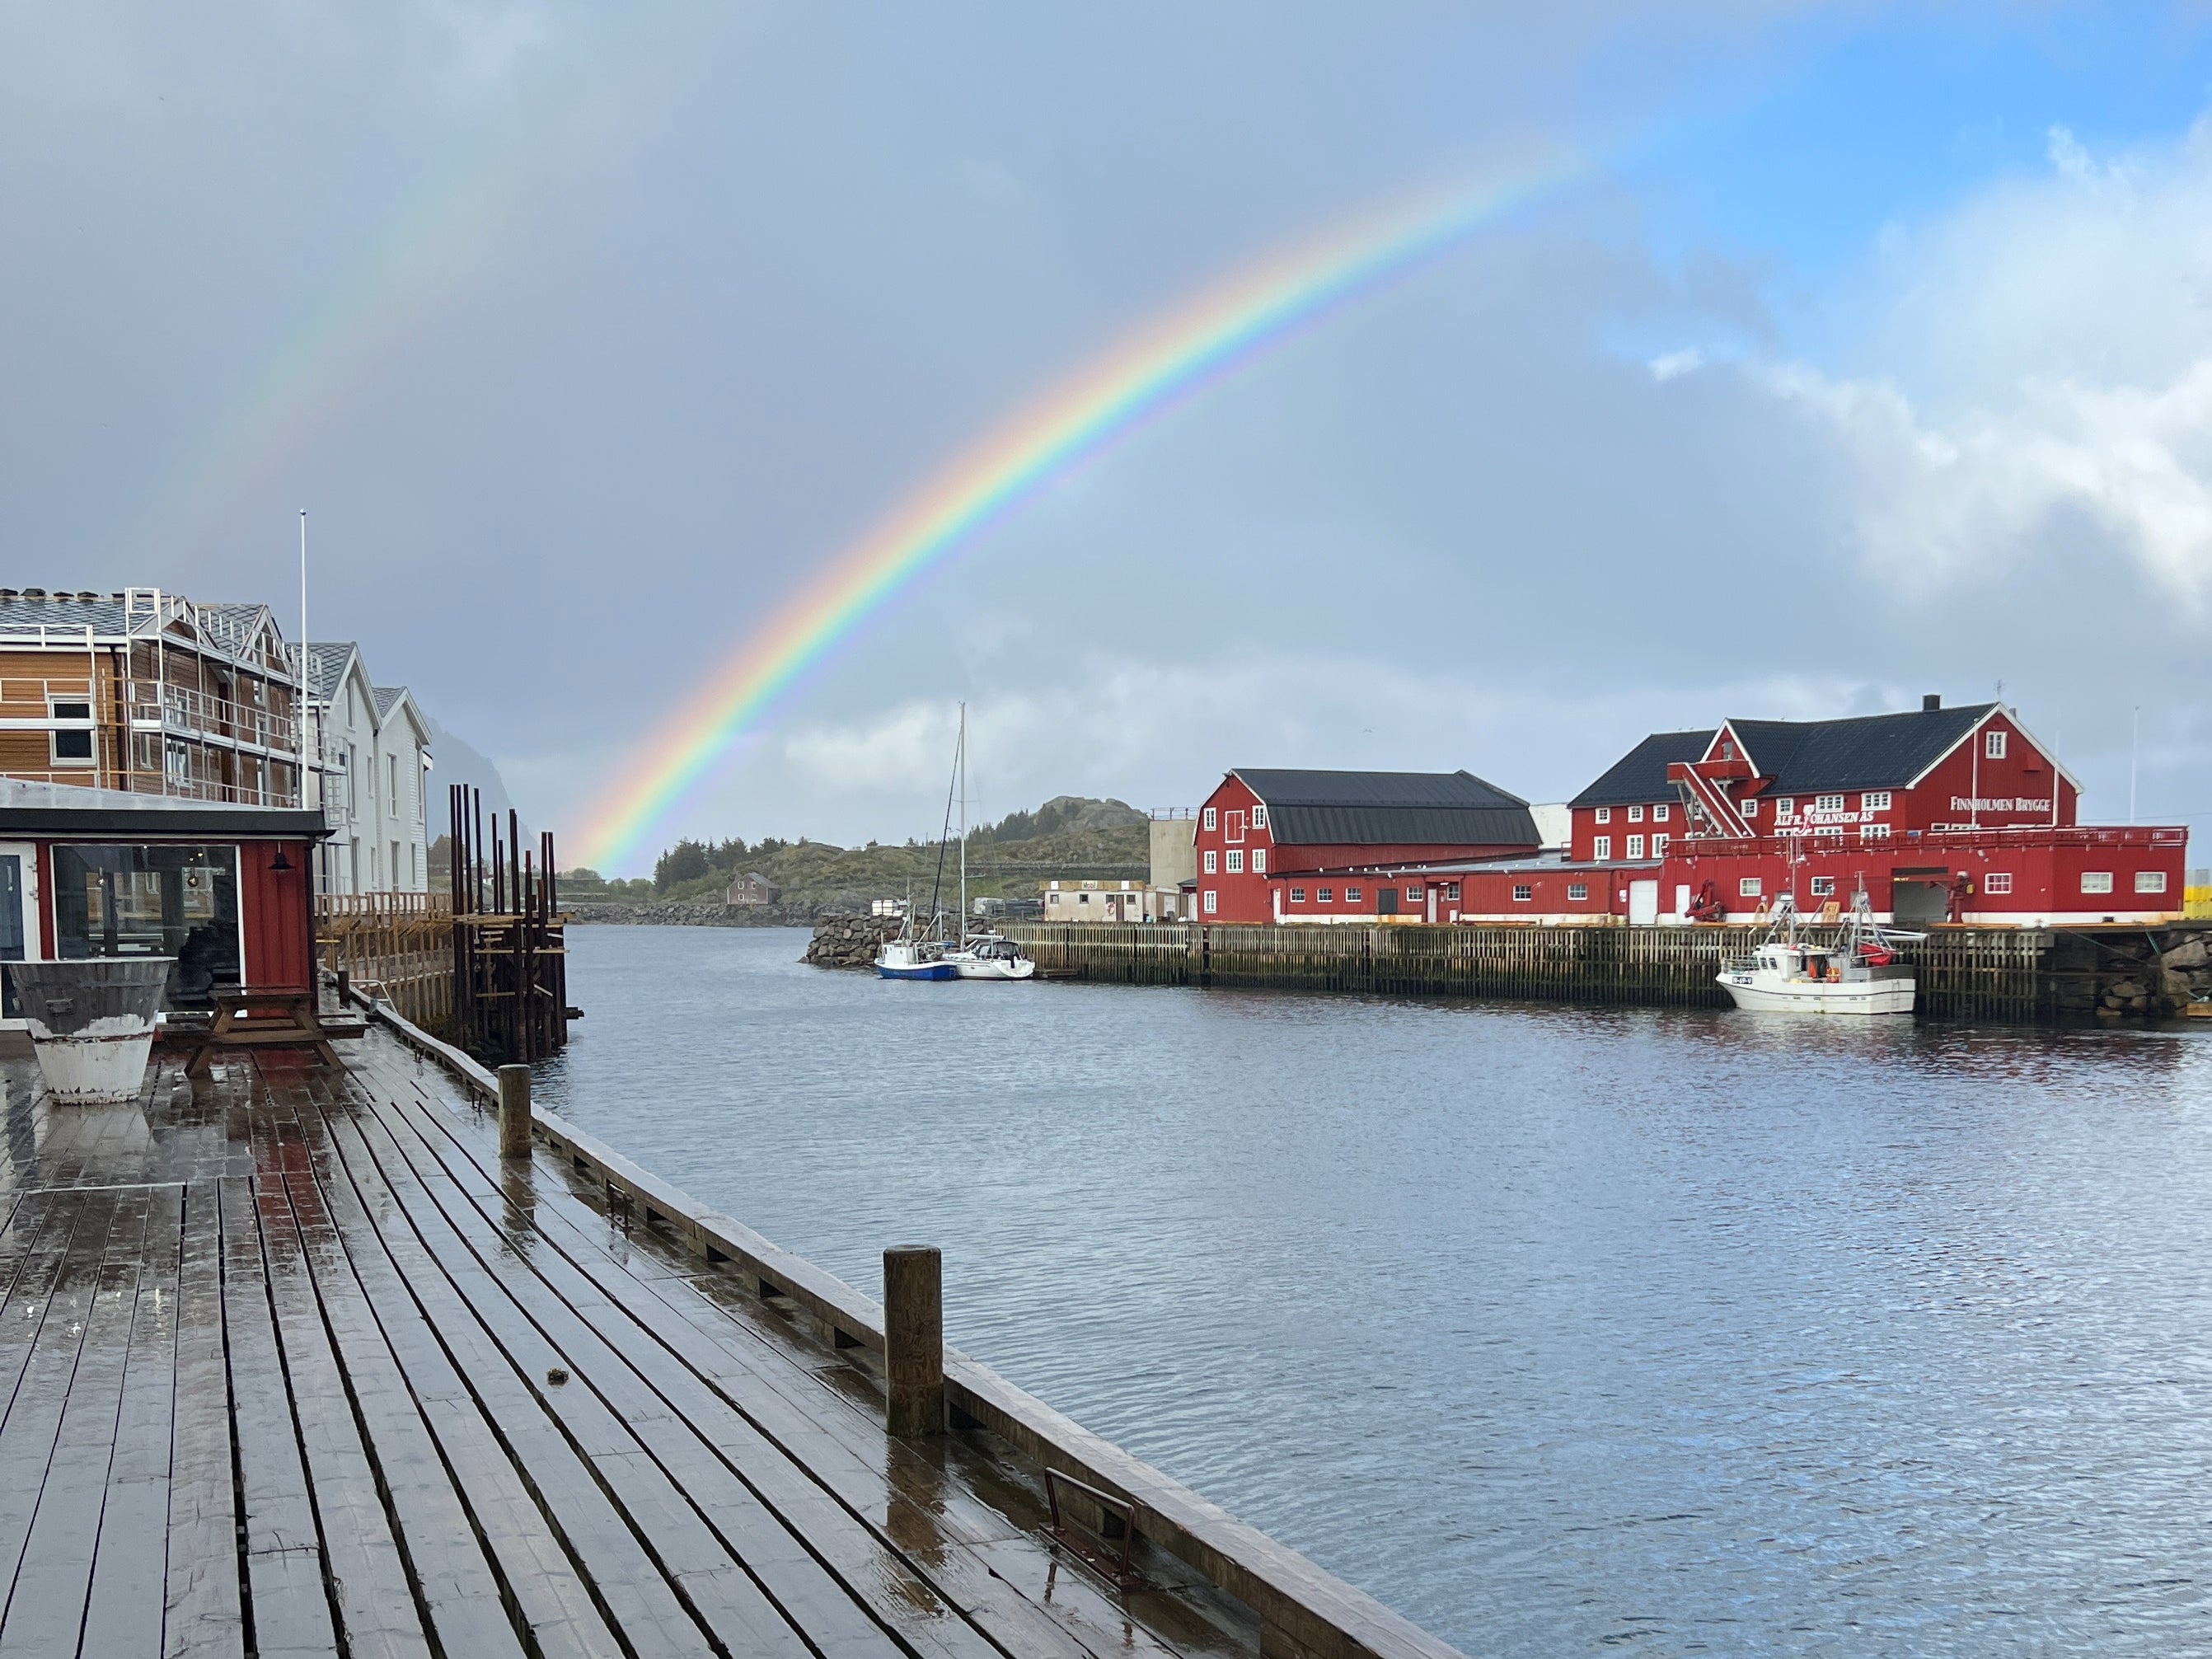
2161;935;2210;970
2106;979;2144;1002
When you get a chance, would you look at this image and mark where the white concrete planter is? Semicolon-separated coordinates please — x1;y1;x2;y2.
12;958;173;1104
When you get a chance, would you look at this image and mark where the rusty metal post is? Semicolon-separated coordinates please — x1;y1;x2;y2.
497;1064;532;1160
883;1245;944;1436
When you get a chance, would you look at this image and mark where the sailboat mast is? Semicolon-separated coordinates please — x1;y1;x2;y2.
958;704;968;939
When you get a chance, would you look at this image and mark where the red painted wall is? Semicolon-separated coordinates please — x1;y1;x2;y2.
239;841;316;989
1569;803;1684;862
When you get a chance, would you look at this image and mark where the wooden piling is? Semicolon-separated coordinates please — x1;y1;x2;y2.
883;1245;944;1437
497;1063;532;1159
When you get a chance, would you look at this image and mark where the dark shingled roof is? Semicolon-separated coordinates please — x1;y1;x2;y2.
1732;704;1999;794
1568;730;1711;808
1231;768;1538;848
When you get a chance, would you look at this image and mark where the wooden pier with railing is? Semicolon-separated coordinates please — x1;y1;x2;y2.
0;1005;1465;1659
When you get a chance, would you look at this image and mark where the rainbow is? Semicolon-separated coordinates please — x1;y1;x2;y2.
576;157;1586;870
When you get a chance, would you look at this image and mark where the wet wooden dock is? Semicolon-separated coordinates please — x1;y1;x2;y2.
0;1025;1449;1659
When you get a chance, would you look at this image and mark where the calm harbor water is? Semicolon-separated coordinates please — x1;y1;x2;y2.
533;926;2212;1657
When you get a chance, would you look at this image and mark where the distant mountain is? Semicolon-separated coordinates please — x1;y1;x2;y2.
971;795;1146;842
423;715;530;846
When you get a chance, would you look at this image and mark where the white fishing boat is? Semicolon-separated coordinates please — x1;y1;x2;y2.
1718;890;1919;1015
874;935;958;980
875;705;1036;984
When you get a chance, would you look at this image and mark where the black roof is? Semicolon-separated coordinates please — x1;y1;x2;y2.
1568;730;1710;808
1731;704;1999;794
1231;768;1538;847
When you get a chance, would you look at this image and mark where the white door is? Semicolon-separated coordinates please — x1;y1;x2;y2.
1629;879;1661;926
1675;883;1691;920
0;842;41;1024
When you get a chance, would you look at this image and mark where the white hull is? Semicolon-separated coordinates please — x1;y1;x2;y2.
1718;972;1916;1015
949;955;1035;980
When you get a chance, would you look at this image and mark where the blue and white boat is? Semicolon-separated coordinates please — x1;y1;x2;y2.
874;935;958;981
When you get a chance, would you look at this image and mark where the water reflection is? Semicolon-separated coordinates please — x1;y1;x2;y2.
537;926;2212;1657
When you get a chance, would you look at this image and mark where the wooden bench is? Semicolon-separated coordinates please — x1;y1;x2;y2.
173;986;364;1076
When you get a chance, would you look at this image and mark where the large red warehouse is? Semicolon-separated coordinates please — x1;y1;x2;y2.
1193;769;1539;924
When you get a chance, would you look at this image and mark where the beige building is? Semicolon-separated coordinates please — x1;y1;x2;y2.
1043;879;1183;922
1149;811;1196;889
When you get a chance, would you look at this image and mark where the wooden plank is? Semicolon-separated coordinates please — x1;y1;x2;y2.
376;1072;1187;1659
216;1175;337;1658
0;1189;120;1617
82;1183;185;1659
337;1101;825;1658
369;1087;1010;1659
313;1111;715;1659
0;1187;152;1656
279;1083;622;1659
162;1182;242;1659
260;1153;524;1658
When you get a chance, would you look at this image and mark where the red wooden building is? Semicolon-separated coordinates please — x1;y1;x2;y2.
1568;697;2079;862
1193;770;1539;924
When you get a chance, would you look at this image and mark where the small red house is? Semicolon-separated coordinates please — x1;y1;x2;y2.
1;783;326;1024
1195;769;1539;924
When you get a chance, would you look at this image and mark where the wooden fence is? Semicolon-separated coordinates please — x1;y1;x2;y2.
998;919;2207;1024
315;891;455;1032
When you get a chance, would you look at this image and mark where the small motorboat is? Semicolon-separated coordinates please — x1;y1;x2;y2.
1718;890;1919;1015
874;935;958;981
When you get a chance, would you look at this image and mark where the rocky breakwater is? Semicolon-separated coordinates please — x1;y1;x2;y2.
804;915;901;969
565;902;810;927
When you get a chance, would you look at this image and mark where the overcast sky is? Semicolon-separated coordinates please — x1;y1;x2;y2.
7;3;2212;870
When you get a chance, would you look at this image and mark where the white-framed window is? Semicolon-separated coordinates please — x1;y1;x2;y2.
1512;883;1533;902
1202;807;1216;832
1626;835;1645;859
1253;848;1267;874
1741;797;1759;818
1628;804;1644;822
1774;797;1794;817
1444;883;1460;902
1202;889;1217;915
1251;804;1267;829
1290;887;1306;904
1985;730;2007;760
48;696;95;766
1203;850;1217;874
2081;871;2113;894
1317;887;1333;902
1862;824;1892;841
1404;885;1422;903
1346;886;1362;904
387;753;400;814
1815;794;1845;812
1593;836;1611;860
1226;850;1244;873
2136;869;2168;893
1985;872;2013;895
1863;790;1892;812
1595;807;1610;824
1568;882;1588;902
1809;876;1835;897
1740;877;1763;897
1652;834;1670;855
1652;803;1669;822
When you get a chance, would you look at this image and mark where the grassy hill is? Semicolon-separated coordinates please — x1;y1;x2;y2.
558;796;1151;916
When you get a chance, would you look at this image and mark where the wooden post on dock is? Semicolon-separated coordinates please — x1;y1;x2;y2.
498;1064;532;1159
883;1245;944;1436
